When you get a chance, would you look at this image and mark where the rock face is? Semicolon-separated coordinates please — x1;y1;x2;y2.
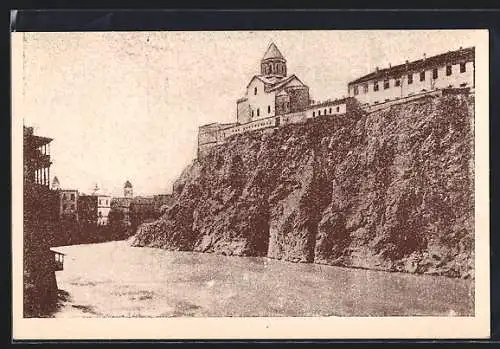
131;94;475;278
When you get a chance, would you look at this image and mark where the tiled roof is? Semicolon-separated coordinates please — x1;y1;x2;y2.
348;47;475;86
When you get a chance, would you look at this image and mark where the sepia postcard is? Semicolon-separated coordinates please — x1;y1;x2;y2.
12;29;490;340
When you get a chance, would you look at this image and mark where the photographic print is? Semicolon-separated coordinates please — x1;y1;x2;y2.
12;29;489;339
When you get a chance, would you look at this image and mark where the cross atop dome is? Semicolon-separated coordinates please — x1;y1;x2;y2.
261;43;287;77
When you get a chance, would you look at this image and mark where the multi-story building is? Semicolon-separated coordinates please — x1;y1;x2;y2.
97;195;111;226
77;194;111;226
23;126;53;188
347;47;475;106
58;189;79;221
23;125;59;317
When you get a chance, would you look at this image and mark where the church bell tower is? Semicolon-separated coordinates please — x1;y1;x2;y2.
260;43;287;77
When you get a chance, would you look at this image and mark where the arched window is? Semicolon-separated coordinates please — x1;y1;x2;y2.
254;87;257;95
318;110;321;116
324;109;327;115
268;105;271;113
313;112;315;117
257;108;260;117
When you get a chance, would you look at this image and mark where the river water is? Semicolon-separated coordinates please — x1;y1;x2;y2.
51;241;474;317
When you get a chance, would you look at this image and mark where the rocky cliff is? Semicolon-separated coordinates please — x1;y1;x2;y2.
131;93;475;278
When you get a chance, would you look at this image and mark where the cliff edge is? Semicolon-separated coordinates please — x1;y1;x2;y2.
131;94;474;278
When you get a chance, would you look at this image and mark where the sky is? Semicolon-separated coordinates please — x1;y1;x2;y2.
17;30;482;196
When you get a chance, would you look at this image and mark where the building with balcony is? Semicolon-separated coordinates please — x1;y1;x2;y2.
22;125;59;317
23;126;53;188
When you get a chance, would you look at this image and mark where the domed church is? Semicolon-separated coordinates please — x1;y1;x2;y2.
236;43;310;124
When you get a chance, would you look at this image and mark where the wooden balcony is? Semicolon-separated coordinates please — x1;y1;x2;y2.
50;248;65;271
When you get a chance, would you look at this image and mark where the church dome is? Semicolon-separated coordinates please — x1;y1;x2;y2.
124;180;133;188
262;43;285;61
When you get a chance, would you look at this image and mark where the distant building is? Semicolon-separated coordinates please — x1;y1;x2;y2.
110;180;175;230
77;195;98;225
97;195;111;226
51;176;60;190
109;181;135;227
77;192;112;227
124;180;133;198
347;47;475;105
58;189;79;221
110;197;132;227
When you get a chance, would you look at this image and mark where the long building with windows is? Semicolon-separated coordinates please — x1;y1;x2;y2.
347;47;475;106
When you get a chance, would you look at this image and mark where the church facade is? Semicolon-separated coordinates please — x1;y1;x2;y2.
236;43;310;124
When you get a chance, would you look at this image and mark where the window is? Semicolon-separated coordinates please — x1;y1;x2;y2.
383;79;390;89
329;108;332;114
254;87;257;95
432;68;438;79
324;109;327;115
353;86;359;95
63;204;67;210
268;105;271;113
318;110;321;116
446;65;452;76
460;62;466;73
408;73;413;84
336;106;340;112
70;194;75;201
63;194;67;200
99;199;102;205
420;71;425;81
395;79;401;87
374;81;379;91
312;112;315;117
71;204;75;210
284;102;288;109
363;84;368;93
251;110;254;117
257;108;260;117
